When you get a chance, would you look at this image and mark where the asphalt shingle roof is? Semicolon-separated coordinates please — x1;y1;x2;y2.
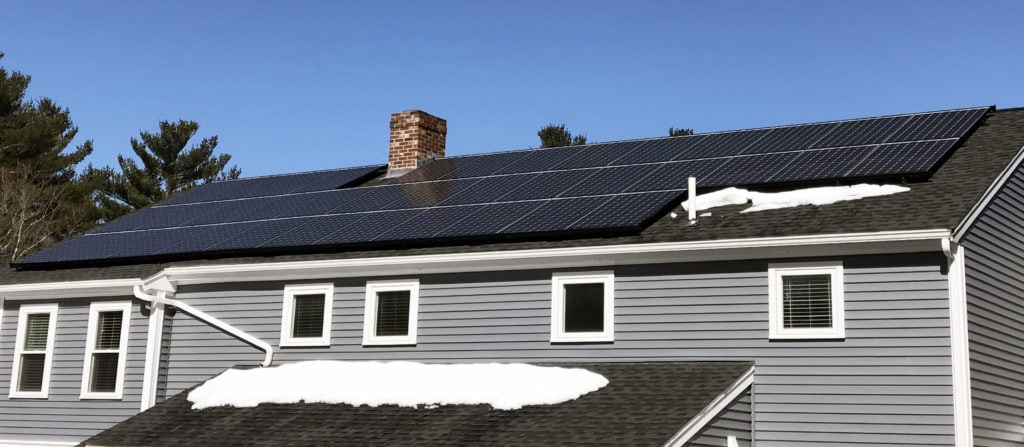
3;107;1023;285
81;361;752;447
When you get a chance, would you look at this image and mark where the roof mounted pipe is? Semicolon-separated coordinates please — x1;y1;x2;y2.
688;177;698;222
133;285;274;367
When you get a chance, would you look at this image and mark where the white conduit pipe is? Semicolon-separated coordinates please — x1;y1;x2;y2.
134;285;274;367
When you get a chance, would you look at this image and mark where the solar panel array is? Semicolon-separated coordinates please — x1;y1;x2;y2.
17;106;989;266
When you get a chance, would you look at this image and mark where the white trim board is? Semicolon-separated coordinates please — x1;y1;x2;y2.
953;144;1024;242
0;279;142;300
156;229;950;286
945;241;974;447
0;439;79;447
663;365;755;447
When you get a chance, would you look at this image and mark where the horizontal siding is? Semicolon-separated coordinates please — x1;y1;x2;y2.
963;162;1024;446
0;296;147;443
166;253;955;446
690;390;752;447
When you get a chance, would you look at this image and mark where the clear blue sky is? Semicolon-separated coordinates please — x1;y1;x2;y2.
3;1;1022;177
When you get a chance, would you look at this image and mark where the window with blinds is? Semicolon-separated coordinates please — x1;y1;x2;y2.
81;302;131;399
11;304;57;398
19;313;50;392
374;291;411;337
363;280;419;345
782;274;832;329
281;284;334;347
291;294;326;338
551;272;615;343
769;262;845;340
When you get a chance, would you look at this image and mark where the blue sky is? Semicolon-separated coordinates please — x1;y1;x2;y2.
3;1;1022;177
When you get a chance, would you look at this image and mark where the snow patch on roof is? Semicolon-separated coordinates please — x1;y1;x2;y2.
187;360;609;411
682;184;910;214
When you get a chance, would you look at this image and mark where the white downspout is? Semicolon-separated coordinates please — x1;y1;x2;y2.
133;285;274;411
942;238;974;447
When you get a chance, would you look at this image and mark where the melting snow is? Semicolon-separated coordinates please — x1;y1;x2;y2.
682;184;909;214
187;360;609;411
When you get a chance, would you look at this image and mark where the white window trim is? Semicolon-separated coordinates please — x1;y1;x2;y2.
280;283;334;347
363;279;420;346
550;272;615;343
768;261;845;340
80;301;132;399
9;303;58;399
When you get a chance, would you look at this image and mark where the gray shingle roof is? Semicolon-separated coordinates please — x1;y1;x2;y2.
81;361;752;447
4;107;1023;285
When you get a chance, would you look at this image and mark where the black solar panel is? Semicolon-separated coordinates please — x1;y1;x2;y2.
14;106;990;267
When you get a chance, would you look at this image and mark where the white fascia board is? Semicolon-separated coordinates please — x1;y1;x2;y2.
953;144;1024;242
160;229;950;285
0;279;142;300
663;365;755;447
0;440;80;447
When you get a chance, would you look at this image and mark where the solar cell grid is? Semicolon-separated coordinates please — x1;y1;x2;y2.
681;128;773;159
495;145;588;175
381;178;479;210
609;135;707;166
372;205;485;242
848;140;955;178
809;116;909;149
711;152;802;187
741;123;838;155
438;173;541;206
626;158;726;193
433;200;543;238
499;196;612;234
495;169;600;202
884;108;988;143
549;141;636;170
317;209;424;246
559;164;661;197
571;190;683;230
771;145;878;183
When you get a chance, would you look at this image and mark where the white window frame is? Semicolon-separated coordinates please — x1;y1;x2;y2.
80;301;132;399
768;261;845;340
9;303;58;399
363;279;420;346
550;272;615;343
280;283;334;347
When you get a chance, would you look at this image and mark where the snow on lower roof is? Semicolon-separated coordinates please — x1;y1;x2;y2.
682;184;910;214
187;360;609;411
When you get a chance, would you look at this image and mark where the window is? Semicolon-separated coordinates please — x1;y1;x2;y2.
768;262;845;340
551;272;614;343
10;304;58;398
363;280;419;346
81;302;132;399
280;284;333;347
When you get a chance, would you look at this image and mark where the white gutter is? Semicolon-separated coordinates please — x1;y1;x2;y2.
158;229;951;285
132;285;273;367
0;278;142;299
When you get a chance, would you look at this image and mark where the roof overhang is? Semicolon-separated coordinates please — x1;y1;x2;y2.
156;229;951;287
0;278;143;300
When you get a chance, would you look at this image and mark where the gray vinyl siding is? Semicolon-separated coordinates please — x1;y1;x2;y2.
0;296;147;443
166;252;955;446
962;162;1024;446
689;389;753;447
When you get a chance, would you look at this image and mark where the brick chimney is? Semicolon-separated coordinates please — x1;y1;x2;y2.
388;110;446;176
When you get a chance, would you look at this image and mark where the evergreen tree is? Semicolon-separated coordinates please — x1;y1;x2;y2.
668;127;694;137
89;120;240;221
538;123;587;148
0;53;97;263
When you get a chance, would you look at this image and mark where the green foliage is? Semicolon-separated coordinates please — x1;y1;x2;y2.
538;123;587;148
89;120;240;221
668;127;694;137
0;53;98;262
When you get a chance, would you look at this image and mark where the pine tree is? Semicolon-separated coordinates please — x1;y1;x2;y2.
89;120;240;221
538;123;587;148
668;127;694;137
0;53;98;263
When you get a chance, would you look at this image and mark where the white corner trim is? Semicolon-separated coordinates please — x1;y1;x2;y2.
767;261;846;340
362;279;420;346
0;278;142;299
953;144;1024;242
664;365;755;447
9;304;59;399
280;283;334;347
550;272;615;343
0;439;80;447
944;239;974;447
156;229;951;285
79;301;132;400
140;299;166;411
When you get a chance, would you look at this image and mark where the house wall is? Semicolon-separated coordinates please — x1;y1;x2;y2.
962;162;1024;446
0;296;147;444
166;252;956;447
689;389;752;447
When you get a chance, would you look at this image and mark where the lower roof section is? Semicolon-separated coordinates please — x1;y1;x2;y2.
84;361;753;447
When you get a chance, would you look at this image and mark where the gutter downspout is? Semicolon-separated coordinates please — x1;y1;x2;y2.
942;238;974;447
134;285;274;368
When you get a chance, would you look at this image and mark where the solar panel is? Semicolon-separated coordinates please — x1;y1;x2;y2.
15;106;990;267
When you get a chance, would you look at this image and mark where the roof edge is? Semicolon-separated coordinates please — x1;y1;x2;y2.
952;144;1024;241
663;364;755;446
